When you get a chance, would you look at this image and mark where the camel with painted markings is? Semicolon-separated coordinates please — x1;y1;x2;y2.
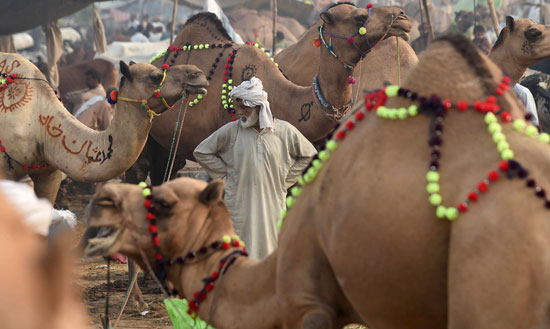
0;53;208;203
88;34;550;328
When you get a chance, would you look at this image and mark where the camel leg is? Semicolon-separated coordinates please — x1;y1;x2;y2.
29;170;63;204
128;261;148;308
149;137;186;186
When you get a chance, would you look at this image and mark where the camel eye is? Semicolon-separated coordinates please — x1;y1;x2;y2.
151;74;163;84
525;28;542;40
95;198;115;207
354;14;368;26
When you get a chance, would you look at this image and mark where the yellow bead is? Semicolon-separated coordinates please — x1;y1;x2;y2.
277;219;283;230
138;182;147;188
197;94;203;100
270;58;275;61
193;45;198;49
358;27;367;35
492;132;505;143
408;105;418;116
193;99;199;104
228;86;232;90
255;43;259;47
326;140;338;151
142;188;151;197
398;108;408;119
228;79;233;84
312;159;323;169
429;193;442;206
261;47;265;51
426;171;440;182
525;125;538;137
484;112;497;124
222;235;231;243
539;132;550;143
388;109;398;120
488;122;502;133
436;205;446;219
426;182;440;194
385;85;399;97
501;149;514;160
497;140;510;152
286;196;295;208
199;44;204;49
205;44;210;49
291;186;302;197
189;102;194;107
318;150;330;162
445;207;459;220
513;119;526;132
377;106;387;118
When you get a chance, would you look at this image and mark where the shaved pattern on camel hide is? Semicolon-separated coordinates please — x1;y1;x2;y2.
299;102;313;122
241;64;257;81
0;82;33;113
38;115;114;164
0;59;21;74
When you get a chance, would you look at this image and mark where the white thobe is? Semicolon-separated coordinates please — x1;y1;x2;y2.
194;119;317;259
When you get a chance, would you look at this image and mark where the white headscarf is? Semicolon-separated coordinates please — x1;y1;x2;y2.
230;77;274;131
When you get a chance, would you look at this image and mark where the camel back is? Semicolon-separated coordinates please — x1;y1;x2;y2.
0;53;50;81
179;12;233;44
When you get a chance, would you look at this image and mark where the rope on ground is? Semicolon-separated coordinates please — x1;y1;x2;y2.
112;264;140;329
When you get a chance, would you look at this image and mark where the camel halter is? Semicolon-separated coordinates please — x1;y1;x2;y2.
114;64;174;122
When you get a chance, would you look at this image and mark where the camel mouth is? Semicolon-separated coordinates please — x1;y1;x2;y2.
185;84;208;96
84;225;121;257
392;26;411;41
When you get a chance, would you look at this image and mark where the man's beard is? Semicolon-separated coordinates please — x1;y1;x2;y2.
240;109;259;128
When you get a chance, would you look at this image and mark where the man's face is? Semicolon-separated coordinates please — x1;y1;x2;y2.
235;99;259;128
85;74;99;89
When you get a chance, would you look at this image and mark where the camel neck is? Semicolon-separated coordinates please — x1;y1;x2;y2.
489;48;528;83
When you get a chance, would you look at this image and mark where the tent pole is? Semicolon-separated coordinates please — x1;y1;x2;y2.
486;0;500;34
272;0;278;54
421;0;435;41
170;0;178;44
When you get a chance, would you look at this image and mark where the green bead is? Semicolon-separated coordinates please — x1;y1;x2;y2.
228;79;233;84
513;119;526;132
304;173;313;183
484;112;497;124
526;125;538;137
142;188;151;197
312;159;323;169
291;186;302;197
426;182;440;194
501;149;514;160
280;208;287;218
358;27;367;35
388;109;398;120
488;122;502;133
286;196;295;208
197;94;203;100
398;108;408;119
492;132;505;143
385;85;400;97
436;205;447;219
140;103;148;110
377;106;387;118
193;99;199;104
221;95;226;99
539;132;550;143
277;219;283;230
138;182;147;188
228;86;232;90
318;150;330;162
199;44;204;49
222;84;227;88
261;47;265;51
429;193;442;206
205;44;210;49
326;140;338;151
445;207;459;220
194;45;198;49
307;167;318;179
408;105;418;116
298;177;305;186
222;89;227;94
497;140;510;152
426;171;440;182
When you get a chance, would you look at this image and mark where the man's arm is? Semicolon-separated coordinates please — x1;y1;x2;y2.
193;123;233;179
285;125;317;187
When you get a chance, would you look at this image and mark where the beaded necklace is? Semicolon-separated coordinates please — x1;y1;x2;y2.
138;182;247;318
279;75;550;228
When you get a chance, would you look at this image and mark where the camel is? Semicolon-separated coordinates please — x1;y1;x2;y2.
87;34;550;328
0;52;208;203
274;3;418;94
0;186;88;329
58;58;118;103
131;4;410;185
489;17;550;130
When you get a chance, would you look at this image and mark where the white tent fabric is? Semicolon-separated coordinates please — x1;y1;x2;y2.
204;0;244;44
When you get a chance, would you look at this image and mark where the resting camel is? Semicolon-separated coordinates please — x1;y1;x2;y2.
88;34;550;328
0;187;88;329
129;4;410;184
0;53;208;203
489;16;550;130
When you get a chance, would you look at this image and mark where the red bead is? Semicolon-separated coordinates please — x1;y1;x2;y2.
313;38;321;47
232;240;240;247
211;271;219;280
502;76;511;85
144;199;152;208
200;294;206;301
487;170;499;182
162;64;170;70
498;160;509;172
206;283;214;291
486;95;497;104
193;291;199;298
152;236;159;246
336;130;346;140
478;181;488;193
31;165;36;170
148;224;157;233
11;73;16;78
227;57;232;62
155;253;163;260
23;164;28;170
457;202;468;213
468;192;478;202
499;82;508;91
443;99;451;110
474;101;483;112
496;88;504;95
347;37;355;44
500;111;512;122
223;70;229;75
355;111;365;121
0;146;5;152
366;3;373;8
154;90;161;98
223;77;228;82
221;242;230;250
457;100;468;111
345;121;355;130
231;117;236;121
146;212;155;221
188;300;197;310
6;77;13;83
224;64;229;69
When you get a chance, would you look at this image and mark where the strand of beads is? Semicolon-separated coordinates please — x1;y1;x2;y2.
0;73;17;91
0;139;50;171
220;49;238;119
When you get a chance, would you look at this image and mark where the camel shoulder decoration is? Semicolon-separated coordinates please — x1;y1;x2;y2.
86;34;550;328
0;52;208;203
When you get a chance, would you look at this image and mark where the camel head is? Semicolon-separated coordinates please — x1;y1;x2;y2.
84;178;230;269
318;4;411;65
493;17;550;66
118;61;209;116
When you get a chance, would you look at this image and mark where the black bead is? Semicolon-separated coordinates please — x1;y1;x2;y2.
187;252;196;259
546;200;550;209
429;136;443;146
170;59;175;64
211;241;220;249
509;160;519;170
434;123;443;132
397;88;405;96
535;187;546;198
410;92;418;100
198;247;208;254
431;149;441;157
215;58;220;62
526;179;536;188
430;161;439;169
517;168;528;178
525;113;534;121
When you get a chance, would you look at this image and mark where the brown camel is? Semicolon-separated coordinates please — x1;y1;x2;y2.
58;58;118;103
0;53;208;203
134;5;410;185
0;187;88;329
274;3;418;93
489;17;550;131
89;34;550;328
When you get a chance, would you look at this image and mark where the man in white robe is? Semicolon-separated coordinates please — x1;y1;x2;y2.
194;77;316;259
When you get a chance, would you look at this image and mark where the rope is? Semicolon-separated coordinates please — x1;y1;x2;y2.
162;94;189;183
112;264;140;329
396;36;401;85
352;60;362;110
103;258;111;329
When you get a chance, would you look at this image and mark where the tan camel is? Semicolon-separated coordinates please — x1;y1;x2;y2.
89;34;550;328
147;4;411;162
0;53;208;203
0;188;88;329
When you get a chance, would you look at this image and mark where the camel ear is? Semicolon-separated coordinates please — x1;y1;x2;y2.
129;61;136;66
199;180;225;205
506;16;515;32
320;11;335;25
119;61;133;82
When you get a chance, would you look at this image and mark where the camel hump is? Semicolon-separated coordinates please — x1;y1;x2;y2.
182;12;233;42
0;52;47;81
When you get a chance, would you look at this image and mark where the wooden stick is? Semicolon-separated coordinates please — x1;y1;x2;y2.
170;0;178;45
421;0;435;41
272;0;278;54
486;0;501;35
